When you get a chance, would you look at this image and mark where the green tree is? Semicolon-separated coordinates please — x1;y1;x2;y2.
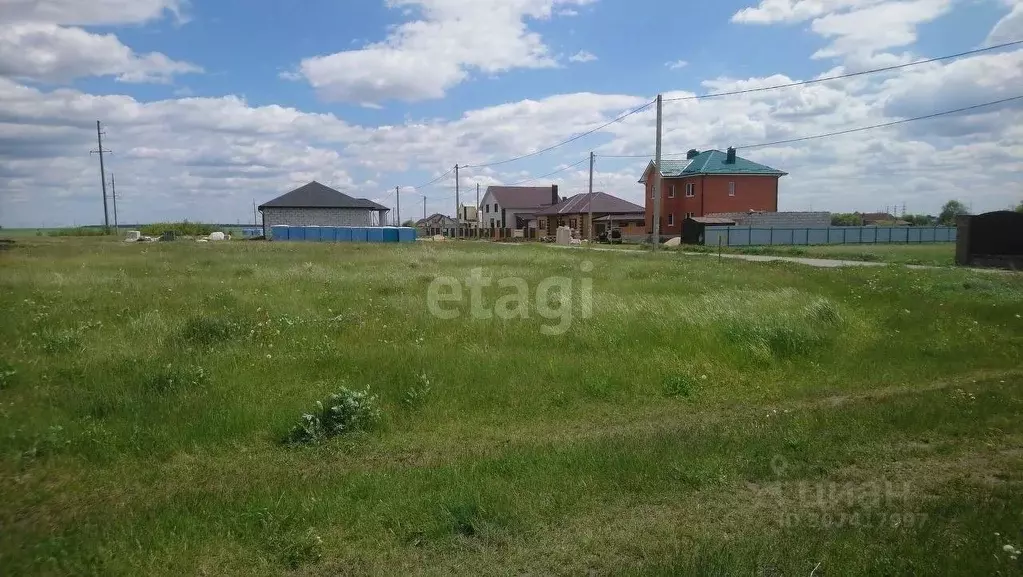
830;213;862;226
1015;201;1023;214
904;214;936;226
938;200;969;225
401;220;417;227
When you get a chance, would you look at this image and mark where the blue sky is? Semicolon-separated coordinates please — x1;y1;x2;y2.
1;0;1021;227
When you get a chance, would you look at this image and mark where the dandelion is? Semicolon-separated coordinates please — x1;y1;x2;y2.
266;354;272;359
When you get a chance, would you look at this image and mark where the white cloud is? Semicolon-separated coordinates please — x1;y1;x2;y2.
665;60;688;70
292;0;595;103
810;0;954;59
733;0;957;65
0;23;201;83
732;0;886;24
987;2;1023;45
0;0;185;26
569;50;597;63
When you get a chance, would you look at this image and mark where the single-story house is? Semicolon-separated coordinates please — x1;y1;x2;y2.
259;181;389;236
535;192;646;237
416;213;458;229
479;185;561;230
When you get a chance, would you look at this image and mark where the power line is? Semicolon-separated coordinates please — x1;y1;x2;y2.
662;39;1023;103
507;157;590;186
740;94;1023;150
595;94;1023;158
410;167;455;190
461;100;656;169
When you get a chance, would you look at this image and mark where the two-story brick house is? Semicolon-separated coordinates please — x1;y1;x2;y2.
640;148;787;237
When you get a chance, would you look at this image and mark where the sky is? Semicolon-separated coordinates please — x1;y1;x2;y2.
0;0;1021;227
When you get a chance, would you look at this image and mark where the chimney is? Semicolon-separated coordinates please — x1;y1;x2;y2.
551;184;559;205
686;149;699;160
726;147;736;164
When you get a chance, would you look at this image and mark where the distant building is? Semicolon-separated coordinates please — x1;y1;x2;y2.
535;191;646;237
259;182;389;236
416;213;457;229
479;185;560;230
640;148;787;237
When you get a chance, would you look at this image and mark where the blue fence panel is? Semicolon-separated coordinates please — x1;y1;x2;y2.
288;226;305;241
351;227;368;242
367;228;385;243
382;227;400;243
270;225;289;241
398;227;417;243
336;227;353;242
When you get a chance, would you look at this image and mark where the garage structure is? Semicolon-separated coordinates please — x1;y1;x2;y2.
259;181;389;237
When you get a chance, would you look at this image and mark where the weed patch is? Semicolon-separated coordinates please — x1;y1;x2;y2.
286;386;381;445
0;360;16;390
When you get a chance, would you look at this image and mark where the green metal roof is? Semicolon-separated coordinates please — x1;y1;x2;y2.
639;150;787;182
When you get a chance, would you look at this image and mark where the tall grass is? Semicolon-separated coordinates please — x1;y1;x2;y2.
0;238;1021;575
139;220;216;236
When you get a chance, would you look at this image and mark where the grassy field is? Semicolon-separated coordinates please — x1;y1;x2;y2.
2;238;1022;575
681;242;957;266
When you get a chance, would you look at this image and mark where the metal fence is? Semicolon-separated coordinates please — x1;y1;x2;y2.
703;225;957;247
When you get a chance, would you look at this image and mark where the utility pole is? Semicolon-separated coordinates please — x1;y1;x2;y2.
253;200;258;227
396;186;401;226
476;183;480;230
423;195;427;220
90;120;111;233
110;173;119;235
652;94;663;251
588;151;595;244
454;164;460;236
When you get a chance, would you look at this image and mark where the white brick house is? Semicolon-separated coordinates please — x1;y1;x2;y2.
259;182;389;236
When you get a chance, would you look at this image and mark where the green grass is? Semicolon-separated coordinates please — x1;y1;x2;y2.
682;242;957;266
1;238;1022;575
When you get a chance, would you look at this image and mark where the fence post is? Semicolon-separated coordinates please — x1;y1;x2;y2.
843;228;847;244
718;236;722;263
770;227;774;245
726;227;731;246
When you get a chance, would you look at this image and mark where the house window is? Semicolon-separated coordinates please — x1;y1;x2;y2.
493;203;498;212
490;218;495;228
729;182;736;196
686;212;695;218
669;185;675;198
538;218;546;229
569;218;578;229
649;185;654;200
685;183;695;197
668;214;674;226
485;204;490;213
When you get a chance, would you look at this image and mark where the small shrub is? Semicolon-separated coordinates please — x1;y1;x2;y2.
401;374;432;410
286;386;381;445
663;373;698;398
723;322;829;360
144;364;209;393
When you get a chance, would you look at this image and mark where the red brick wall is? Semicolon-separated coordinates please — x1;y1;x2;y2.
644;174;780;234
